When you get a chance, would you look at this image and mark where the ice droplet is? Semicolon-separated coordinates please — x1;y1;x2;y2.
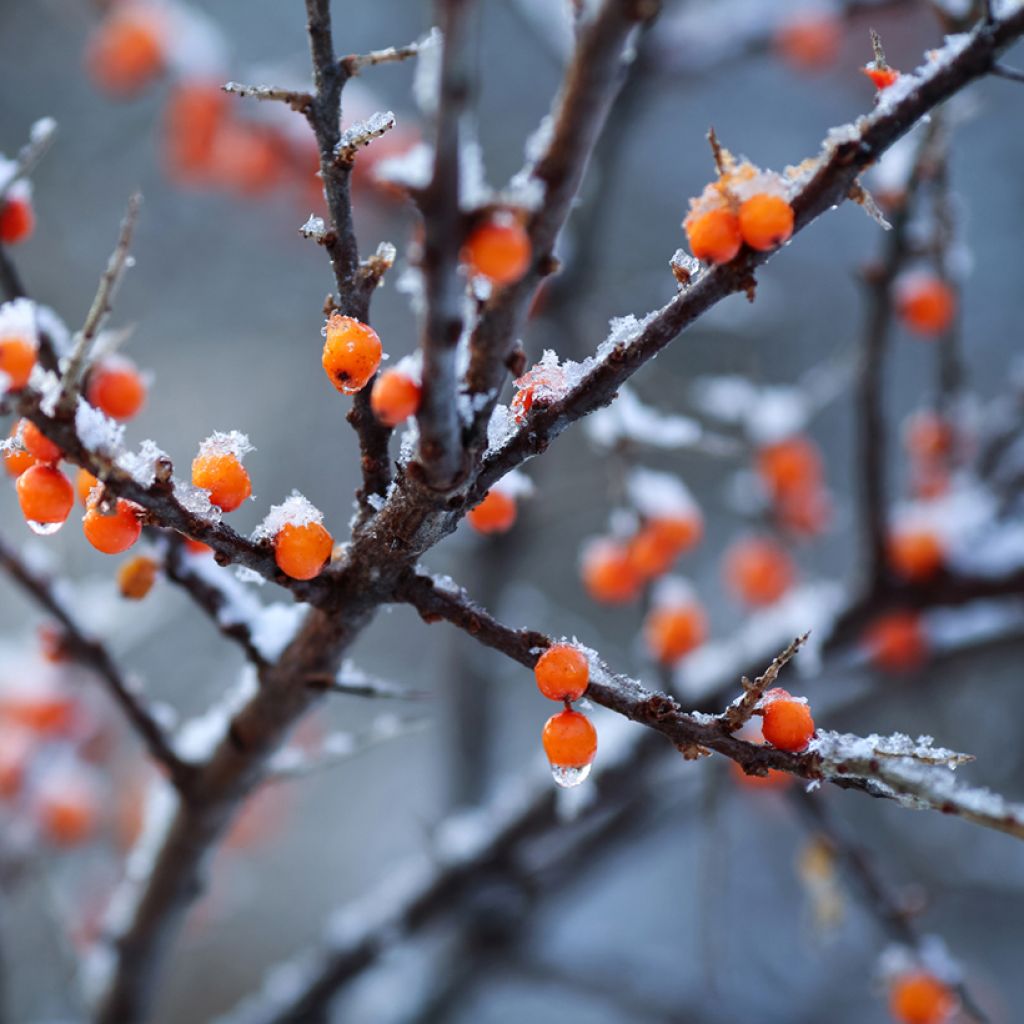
27;519;63;536
550;763;592;789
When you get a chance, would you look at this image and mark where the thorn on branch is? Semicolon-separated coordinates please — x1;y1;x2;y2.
335;111;397;165
720;632;809;733
222;81;314;113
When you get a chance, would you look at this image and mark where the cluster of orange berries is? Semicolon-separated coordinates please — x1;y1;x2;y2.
756;432;832;539
684;158;795;266
534;644;597;787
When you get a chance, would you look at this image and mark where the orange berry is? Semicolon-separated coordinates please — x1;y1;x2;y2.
724;536;795;607
85;6;166;97
756;435;823;500
534;644;589;702
627;525;678;580
761;696;814;752
16;464;74;525
685;207;742;265
0;725;33;800
649;514;703;555
0;685;76;736
775;14;841;73
542;709;597;769
76;468;99;507
163;80;230;183
321;314;383;395
3;423;36;478
467;489;517;534
211;123;286;197
0;195;35;244
20;420;61;463
462;215;531;286
83;499;143;554
183;535;212;555
370;368;421;427
864;65;900;90
36;772;100;847
776;485;833;538
274;521;333;580
86;358;147;420
644;602;708;664
581;538;642;604
905;411;954;463
0;334;36;387
864;610;927;673
117;554;159;599
510;362;566;423
738;194;794;251
191;451;252;512
888;971;957;1024
889;528;944;582
896;274;956;337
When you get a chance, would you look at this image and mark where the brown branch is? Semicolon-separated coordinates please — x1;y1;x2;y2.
992;62;1024;82
719;632;808;732
415;0;475;490
0;531;193;790
0;244;25;301
342;38;424;75
222;81;313;112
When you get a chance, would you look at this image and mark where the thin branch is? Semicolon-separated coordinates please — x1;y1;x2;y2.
304;662;431;701
0;532;193;790
992;62;1024;82
719;632;808;732
342;38;425;75
0;245;25;301
223;81;313;112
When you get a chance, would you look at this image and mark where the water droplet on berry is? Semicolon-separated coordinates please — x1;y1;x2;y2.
27;520;63;536
550;763;592;789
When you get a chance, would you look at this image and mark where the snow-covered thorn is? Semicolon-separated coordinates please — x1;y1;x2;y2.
299;214;330;244
222;81;313;113
358;241;398;291
848;179;892;230
720;633;809;733
335;111;397;165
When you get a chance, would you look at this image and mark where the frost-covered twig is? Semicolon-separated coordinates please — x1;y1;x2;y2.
0;116;56;200
57;192;141;415
719;632;808;733
342;38;425;75
415;1;474;490
222;81;313;112
0;532;192;790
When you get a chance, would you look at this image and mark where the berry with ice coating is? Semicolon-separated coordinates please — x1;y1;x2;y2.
274;521;333;580
191;434;252;512
542;709;597;769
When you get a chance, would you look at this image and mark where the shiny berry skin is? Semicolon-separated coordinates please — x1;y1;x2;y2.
542;709;597;768
864;611;927;673
321;314;383;394
686;207;742;265
757;435;822;500
0;196;35;245
20;420;62;463
274;521;333;580
864;65;900;90
888;528;944;582
724;536;795;607
888;971;957;1024
191;451;251;512
896;275;956;337
76;468;99;506
117;554;159;599
644;602;708;664
761;697;815;752
534;644;589;702
16;464;74;524
0;335;36;387
370;369;421;427
83;499;143;554
738;194;794;251
581;539;642;604
467;490;517;534
85;7;165;97
462;216;531;286
87;359;147;420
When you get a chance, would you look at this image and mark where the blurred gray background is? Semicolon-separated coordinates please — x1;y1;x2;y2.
1;1;1023;1021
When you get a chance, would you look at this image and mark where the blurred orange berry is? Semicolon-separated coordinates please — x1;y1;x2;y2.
775;14;842;73
370;369;421;427
36;772;100;847
462;215;531;286
756;435;823;500
85;6;166;98
888;528;944;582
0;334;36;387
863;610;927;673
896;274;956;337
0;725;33;800
467;489;517;534
644;601;708;664
117;554;159;599
581;538;642;604
888;971;957;1024
211;123;287;197
87;358;147;420
904;411;954;463
724;536;795;607
163;81;230;184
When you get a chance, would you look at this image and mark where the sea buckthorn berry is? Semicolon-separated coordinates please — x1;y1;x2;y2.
905;411;954;463
0;334;37;387
864;610;927;673
274;521;333;580
888;971;957;1024
761;695;815;752
685;207;743;265
896;274;956;337
0;725;33;801
864;65;900;90
321;314;383;395
3;424;36;477
192;452;251;512
164;80;230;183
724;536;795;607
211;122;286;197
1;684;76;736
644;602;708;664
76;468;99;507
370;368;421;427
738;194;794;251
16;465;74;525
36;772;100;847
86;358;147;420
462;214;531;286
888;528;944;582
117;554;159;600
534;644;589;702
756;435;822;499
581;538;642;604
627;525;679;580
775;14;841;73
0;194;35;245
83;499;143;554
542;709;597;769
511;361;566;423
467;489;517;535
85;5;166;97
20;420;62;464
648;514;703;556
777;486;832;538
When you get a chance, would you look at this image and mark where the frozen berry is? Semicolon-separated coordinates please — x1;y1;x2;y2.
322;314;383;394
542;709;597;769
761;695;814;752
191;447;252;513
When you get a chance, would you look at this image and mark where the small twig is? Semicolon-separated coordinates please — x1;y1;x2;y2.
869;27;890;69
335;111;396;165
719;633;808;732
991;62;1024;83
0;531;193;790
58;192;141;414
706;125;728;176
0;116;57;200
342;38;424;75
222;81;313;113
304;663;430;701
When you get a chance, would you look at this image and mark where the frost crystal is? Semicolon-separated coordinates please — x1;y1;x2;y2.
337;111;396;160
598;310;660;357
586;386;703;451
0;297;39;347
172;481;222;523
300;215;326;241
75;398;125;455
485;403;516;453
412;27;443;115
117;439;170;488
197;430;253;460
253;490;324;542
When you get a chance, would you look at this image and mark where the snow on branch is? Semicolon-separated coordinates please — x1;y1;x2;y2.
222;81;314;112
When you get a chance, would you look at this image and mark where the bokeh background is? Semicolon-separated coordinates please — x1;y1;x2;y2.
1;0;1023;1021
